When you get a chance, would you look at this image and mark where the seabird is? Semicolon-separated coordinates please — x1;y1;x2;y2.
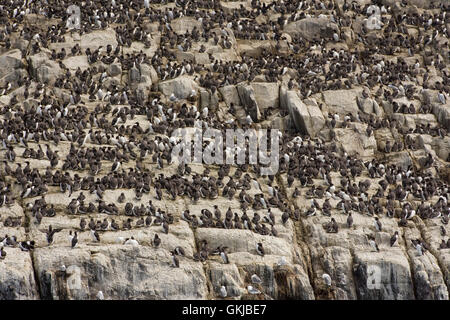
219;286;227;298
70;231;78;248
124;236;139;246
251;274;262;284
256;243;265;256
44;225;62;245
347;212;353;228
19;241;35;252
170;251;180;268
174;246;185;256
374;217;382;232
247;285;261;295
153;234;161;248
369;236;379;252
91;229;100;242
390;231;399;247
80;218;86;231
220;246;229;264
322;273;332;288
111;219;120;230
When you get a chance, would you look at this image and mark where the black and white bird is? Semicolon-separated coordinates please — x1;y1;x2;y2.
174;246;185;256
369;237;379;252
374;217;382;232
251;274;262;284
19;240;35;252
171;250;180;268
347;212;353;228
305;205;316;217
153;234;161;248
91;229;100;242
220;246;229;264
390;231;399;247
44;225;62;245
438;91;446;104
69;231;78;248
256;242;265;256
111;160;121;172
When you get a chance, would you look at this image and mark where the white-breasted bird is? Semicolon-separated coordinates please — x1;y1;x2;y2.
322;273;332;287
251;274;262;284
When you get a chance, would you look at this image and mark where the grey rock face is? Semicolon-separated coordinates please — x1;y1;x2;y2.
33;246;208;300
0;49;23;80
236;83;261;122
28;52;62;85
0;0;448;302
322;89;363;116
159;76;199;100
0;249;39;300
284;18;339;42
353;252;415;300
284;90;325;137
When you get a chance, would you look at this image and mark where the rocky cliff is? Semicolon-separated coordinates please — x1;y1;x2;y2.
0;0;449;300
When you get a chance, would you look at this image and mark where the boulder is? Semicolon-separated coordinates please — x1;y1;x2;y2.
158;76;198;100
357;96;383;116
384;151;413;171
63;55;89;72
0;248;39;299
128;65;141;84
80;29;118;51
284;17;339;41
335;123;377;158
433;104;450;130
237;40;274;58
284;90;325;137
418;135;450;162
108;63;122;77
208;262;245;298
322;88;363;115
219;85;241;107
236;83;261;122
33;245;208;299
170;16;202;34
353;251;415;300
139;64;158;84
251;82;279;112
0;49;23;79
194;52;210;65
220;1;248;15
12;38;29;52
28;52;62;85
